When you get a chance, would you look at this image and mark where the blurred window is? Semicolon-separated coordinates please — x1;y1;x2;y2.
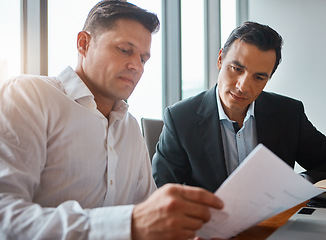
0;0;21;85
127;0;163;123
181;0;205;99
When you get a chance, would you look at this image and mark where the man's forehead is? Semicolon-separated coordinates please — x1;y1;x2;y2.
224;40;276;77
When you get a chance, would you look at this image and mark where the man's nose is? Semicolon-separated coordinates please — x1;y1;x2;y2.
236;74;250;92
127;55;144;73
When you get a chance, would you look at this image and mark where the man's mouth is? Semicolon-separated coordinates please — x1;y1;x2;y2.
230;92;247;101
119;76;135;87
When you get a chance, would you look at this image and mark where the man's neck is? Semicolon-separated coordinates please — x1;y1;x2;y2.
223;106;249;128
95;98;115;119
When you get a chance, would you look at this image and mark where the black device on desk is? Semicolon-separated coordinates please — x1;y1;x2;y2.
307;192;326;208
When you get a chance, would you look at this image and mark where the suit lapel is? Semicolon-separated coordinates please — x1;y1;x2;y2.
193;89;281;189
195;85;228;188
255;92;280;153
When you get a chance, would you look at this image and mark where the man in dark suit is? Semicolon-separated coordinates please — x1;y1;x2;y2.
152;21;326;193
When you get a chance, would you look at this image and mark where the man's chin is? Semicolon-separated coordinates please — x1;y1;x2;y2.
120;92;134;102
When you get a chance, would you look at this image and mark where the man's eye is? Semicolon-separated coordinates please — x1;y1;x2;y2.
256;75;266;81
232;66;242;72
119;47;130;54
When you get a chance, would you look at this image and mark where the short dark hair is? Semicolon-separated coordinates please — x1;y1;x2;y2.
222;21;283;77
82;0;160;37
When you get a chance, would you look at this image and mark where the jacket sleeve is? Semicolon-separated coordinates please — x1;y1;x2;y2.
296;103;326;183
152;107;191;187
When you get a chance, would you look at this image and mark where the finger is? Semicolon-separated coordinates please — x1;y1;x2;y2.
179;185;224;209
182;215;208;230
181;200;212;222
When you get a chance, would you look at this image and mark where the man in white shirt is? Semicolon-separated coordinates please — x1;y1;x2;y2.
0;1;223;239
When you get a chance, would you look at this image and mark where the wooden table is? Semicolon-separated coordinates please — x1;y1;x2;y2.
232;201;308;240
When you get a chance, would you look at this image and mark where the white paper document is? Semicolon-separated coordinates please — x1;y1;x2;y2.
197;144;323;239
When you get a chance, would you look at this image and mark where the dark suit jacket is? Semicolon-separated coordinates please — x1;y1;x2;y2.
152;85;326;192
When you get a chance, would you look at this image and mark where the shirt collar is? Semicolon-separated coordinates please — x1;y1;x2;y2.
56;66;128;120
57;66;94;102
109;100;129;123
215;86;255;122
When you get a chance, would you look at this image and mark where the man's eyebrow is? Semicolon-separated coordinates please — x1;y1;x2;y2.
231;60;246;69
256;72;269;78
231;60;269;78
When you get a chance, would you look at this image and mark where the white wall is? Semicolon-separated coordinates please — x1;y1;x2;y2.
248;0;326;134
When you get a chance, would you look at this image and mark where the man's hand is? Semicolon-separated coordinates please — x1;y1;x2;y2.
131;183;224;240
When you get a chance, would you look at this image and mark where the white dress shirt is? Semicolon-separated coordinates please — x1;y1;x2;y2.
0;66;156;239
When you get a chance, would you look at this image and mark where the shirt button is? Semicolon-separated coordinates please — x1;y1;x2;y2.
109;146;113;151
110;180;113;186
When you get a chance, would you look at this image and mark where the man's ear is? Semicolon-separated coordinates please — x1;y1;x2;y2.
217;48;223;70
77;31;91;57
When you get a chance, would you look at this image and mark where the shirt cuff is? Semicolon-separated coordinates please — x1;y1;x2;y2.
88;205;135;240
